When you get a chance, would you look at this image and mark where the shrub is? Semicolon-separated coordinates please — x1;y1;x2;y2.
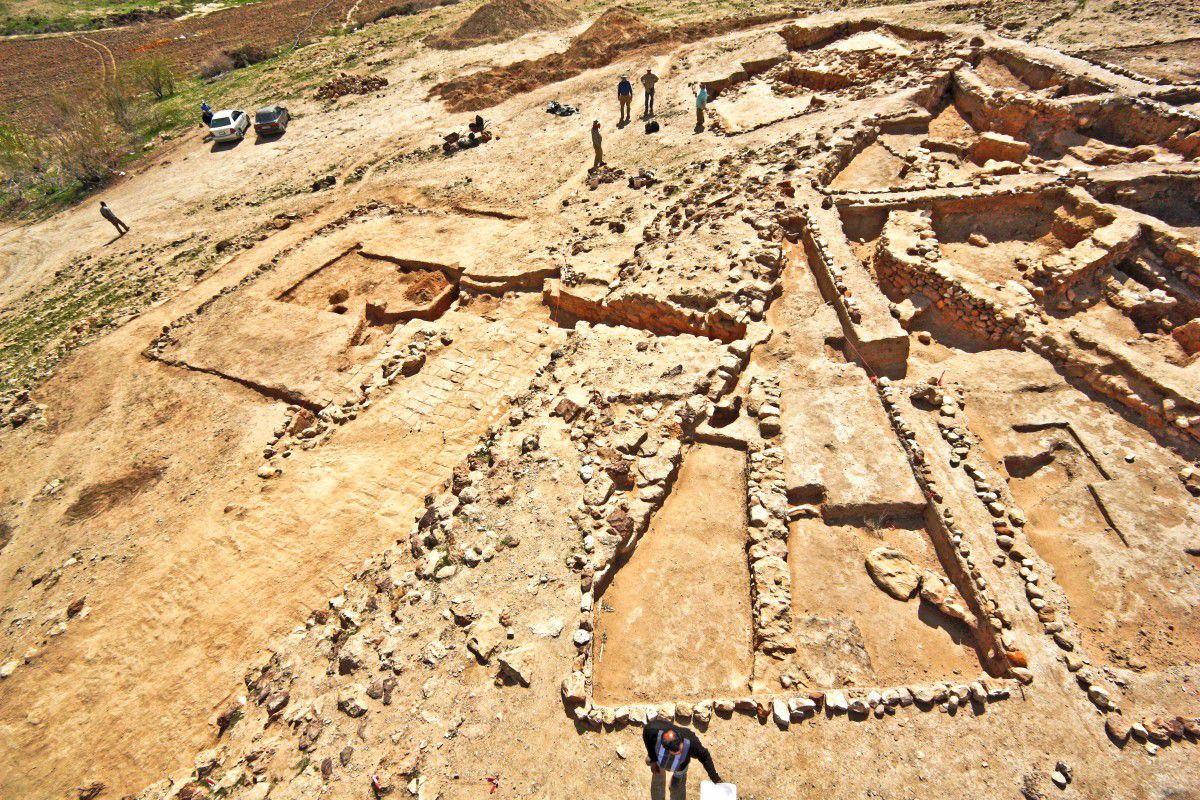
0;84;144;216
224;44;273;68
129;57;176;100
198;44;273;78
198;52;236;79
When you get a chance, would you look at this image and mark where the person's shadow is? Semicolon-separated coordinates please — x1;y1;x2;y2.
650;770;687;799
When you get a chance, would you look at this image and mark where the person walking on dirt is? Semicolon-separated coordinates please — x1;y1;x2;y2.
643;720;722;794
590;120;605;170
617;75;634;124
692;83;709;132
641;68;658;116
99;201;129;236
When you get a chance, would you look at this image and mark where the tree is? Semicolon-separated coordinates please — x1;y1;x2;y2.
128;56;176;101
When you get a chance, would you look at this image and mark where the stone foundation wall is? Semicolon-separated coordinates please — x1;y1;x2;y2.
872;209;1028;348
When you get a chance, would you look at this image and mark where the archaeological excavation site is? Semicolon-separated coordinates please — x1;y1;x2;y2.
1;0;1200;798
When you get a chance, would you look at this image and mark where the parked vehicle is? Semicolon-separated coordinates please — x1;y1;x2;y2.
254;105;290;137
209;109;250;142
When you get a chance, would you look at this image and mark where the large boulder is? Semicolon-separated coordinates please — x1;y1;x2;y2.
865;547;921;600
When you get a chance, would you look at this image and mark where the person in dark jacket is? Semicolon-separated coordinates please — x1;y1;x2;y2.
643;720;722;792
99;201;129;236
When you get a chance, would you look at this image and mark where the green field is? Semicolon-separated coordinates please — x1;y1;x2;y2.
0;0;259;35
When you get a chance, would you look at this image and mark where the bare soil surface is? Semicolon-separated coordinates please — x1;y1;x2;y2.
593;443;752;705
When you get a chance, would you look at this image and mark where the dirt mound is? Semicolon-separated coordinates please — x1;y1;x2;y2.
570;6;657;53
429;9;791;112
430;7;662;111
429;0;575;49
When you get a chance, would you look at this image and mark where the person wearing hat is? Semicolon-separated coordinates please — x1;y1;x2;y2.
641;68;659;117
590;120;604;169
642;720;722;793
617;74;633;124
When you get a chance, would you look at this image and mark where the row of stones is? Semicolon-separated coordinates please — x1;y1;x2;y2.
258;332;443;478
743;375;794;658
798;205;865;324
920;381;1095;671
1024;331;1200;450
832;171;1074;208
875;376;1028;681
562;677;1014;732
559;332;777;722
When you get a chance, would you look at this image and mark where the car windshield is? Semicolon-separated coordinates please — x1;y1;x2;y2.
210;114;232;127
255;109;279;123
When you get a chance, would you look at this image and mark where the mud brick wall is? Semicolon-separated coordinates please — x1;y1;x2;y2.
543;282;746;343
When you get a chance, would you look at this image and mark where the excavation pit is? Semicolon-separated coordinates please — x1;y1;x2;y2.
591;444;753;706
153;232;463;408
1094;175;1200;240
278;248;456;325
930;192;1108;286
969;50;1107;97
783;516;985;688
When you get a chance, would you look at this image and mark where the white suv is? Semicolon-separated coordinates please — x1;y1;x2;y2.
209;109;250;142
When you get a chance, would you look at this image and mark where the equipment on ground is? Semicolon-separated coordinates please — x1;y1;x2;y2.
546;99;578;116
700;782;737;799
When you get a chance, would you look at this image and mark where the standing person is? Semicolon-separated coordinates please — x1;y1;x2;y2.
692;83;709;132
641;68;658;117
590;120;604;170
642;720;723;794
617;75;633;124
200;100;213;127
99;201;129;236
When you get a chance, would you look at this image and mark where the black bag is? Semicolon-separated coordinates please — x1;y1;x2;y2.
645;120;660;134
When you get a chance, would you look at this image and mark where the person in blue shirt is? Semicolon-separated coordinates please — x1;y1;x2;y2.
200;100;213;127
617;75;633;124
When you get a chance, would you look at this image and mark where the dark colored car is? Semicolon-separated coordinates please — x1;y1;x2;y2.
254;105;290;136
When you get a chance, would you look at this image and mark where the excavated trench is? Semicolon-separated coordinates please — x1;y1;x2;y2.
591;443;754;705
785;513;987;688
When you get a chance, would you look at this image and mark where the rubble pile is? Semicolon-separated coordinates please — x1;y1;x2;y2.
315;72;389;101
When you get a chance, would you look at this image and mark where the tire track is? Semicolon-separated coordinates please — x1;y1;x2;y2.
81;35;119;79
71;35;110;83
